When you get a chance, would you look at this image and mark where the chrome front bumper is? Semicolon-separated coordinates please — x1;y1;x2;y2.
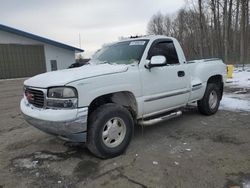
20;98;88;142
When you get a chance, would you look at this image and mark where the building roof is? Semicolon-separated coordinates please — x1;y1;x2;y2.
0;24;84;52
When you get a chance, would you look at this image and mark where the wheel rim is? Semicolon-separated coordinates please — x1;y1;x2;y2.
208;90;218;109
102;117;127;148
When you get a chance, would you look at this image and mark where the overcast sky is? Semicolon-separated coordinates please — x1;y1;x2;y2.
0;0;185;58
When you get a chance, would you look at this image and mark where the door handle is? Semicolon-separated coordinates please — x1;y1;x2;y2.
178;71;185;77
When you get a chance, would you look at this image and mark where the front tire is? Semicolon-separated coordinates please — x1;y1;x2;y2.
197;83;221;115
87;103;134;159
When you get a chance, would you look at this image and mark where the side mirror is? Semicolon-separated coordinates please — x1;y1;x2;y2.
145;55;167;69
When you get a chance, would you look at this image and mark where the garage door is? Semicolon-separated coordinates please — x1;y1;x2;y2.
0;44;46;79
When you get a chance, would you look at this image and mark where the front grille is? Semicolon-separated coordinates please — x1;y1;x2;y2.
25;88;45;108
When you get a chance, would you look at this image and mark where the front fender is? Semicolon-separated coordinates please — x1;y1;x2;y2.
67;68;142;108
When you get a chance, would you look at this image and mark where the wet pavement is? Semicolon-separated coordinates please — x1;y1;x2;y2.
0;79;250;188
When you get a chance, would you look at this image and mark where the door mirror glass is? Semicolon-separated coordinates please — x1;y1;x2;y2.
145;55;167;69
151;55;166;65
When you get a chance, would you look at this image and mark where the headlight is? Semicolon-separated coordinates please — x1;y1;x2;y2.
48;87;77;98
47;87;78;109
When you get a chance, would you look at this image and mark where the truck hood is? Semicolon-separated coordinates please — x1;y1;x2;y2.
24;64;128;88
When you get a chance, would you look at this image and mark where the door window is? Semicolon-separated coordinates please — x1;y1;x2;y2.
148;41;179;64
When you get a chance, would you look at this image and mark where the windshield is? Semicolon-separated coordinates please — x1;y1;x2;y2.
91;40;149;65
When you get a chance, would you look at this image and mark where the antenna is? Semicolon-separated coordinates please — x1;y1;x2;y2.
79;33;81;49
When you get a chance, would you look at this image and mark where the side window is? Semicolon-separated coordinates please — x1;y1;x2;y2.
148;41;179;64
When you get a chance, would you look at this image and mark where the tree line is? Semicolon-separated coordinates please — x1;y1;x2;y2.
147;0;249;65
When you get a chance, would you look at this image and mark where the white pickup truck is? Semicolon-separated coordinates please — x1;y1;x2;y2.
21;35;227;158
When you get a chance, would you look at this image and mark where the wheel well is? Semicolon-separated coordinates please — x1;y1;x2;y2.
88;91;138;120
207;75;223;99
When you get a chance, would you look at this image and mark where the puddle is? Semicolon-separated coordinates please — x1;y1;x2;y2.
73;160;99;181
212;134;244;145
234;89;249;94
11;148;101;186
12;147;91;170
224;87;250;93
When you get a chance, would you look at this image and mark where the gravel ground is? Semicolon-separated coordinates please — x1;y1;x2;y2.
0;79;249;188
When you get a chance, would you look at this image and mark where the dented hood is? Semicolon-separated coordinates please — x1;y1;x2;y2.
24;64;128;88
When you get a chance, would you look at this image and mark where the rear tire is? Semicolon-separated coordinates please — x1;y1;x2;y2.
87;103;134;159
197;83;221;115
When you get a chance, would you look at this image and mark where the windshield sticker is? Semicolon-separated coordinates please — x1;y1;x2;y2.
129;41;146;46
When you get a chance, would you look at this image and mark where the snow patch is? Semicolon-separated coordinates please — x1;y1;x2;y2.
226;68;250;88
153;161;159;165
220;95;250;112
174;161;179;165
13;158;38;169
34;152;60;160
222;66;250;112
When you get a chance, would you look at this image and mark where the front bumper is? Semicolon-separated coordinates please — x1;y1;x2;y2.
20;98;88;142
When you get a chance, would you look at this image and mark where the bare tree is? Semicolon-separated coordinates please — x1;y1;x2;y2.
240;0;246;68
223;0;229;62
147;12;165;35
245;0;249;65
147;0;250;64
198;0;205;57
163;15;173;36
233;0;240;63
211;0;219;56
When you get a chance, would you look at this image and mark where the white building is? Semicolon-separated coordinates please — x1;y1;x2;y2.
0;24;83;79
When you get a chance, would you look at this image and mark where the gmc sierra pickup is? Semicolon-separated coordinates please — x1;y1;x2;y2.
20;35;227;158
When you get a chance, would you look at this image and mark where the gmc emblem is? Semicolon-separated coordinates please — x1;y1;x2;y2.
25;91;34;102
